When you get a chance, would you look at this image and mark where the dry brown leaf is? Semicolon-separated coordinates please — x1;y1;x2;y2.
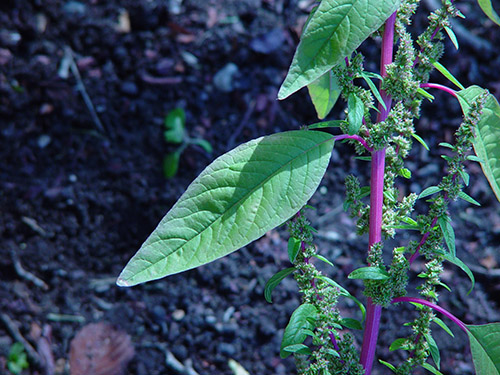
69;322;134;375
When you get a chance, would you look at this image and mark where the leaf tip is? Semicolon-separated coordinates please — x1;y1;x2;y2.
116;277;130;287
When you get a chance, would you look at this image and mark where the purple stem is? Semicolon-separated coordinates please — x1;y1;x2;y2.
392;297;468;333
359;12;396;375
420;83;457;98
335;134;373;152
408;216;439;265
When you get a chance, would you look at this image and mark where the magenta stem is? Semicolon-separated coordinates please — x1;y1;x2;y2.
408;216;439;264
420;83;457;98
335;134;374;152
359;11;396;375
392;297;468;333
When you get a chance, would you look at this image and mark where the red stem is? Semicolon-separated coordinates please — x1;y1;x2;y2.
392;297;468;333
359;12;396;374
420;83;457;98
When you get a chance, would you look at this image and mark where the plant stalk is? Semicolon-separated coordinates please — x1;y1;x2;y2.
359;12;396;374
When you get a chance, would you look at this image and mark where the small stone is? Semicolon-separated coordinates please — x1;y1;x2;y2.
152;305;167;324
172;309;185;321
0;30;21;47
0;48;12;65
63;1;86;15
68;174;77;183
250;28;286;54
121;81;138;96
38;134;51;148
205;315;217;326
213;63;239;92
219;342;236;356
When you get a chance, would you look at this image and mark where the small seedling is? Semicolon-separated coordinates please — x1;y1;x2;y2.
118;1;500;374
163;108;212;178
7;343;29;375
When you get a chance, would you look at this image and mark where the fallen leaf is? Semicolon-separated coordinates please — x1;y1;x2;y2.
69;322;134;375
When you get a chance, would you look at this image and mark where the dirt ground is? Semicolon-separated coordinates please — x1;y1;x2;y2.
1;0;500;374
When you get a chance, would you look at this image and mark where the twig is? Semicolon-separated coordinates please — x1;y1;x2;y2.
10;248;49;290
64;46;106;133
227;99;256;149
0;313;42;368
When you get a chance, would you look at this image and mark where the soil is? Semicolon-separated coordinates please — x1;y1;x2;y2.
1;1;500;375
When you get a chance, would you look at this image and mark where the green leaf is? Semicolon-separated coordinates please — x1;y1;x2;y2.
163;152;180;178
466;323;500;374
389;338;408;351
439;142;454;149
444;253;475;294
282;344;312;356
477;0;500;26
418;186;442;199
459;169;470;186
307;120;345;129
412;133;430;151
164;108;186;144
341;317;362;330
117;130;334;286
191;138;213;154
431;59;465;90
312;254;334;267
347;93;364;135
348;266;390;280
424;333;441;369
417;87;435;102
307;70;341;119
438;216;456;257
467;155;484;163
281;303;318;358
288;237;301;263
421;362;444;375
433;317;455;338
379;360;397;373
317;275;350;296
458;191;481;206
264;267;296;303
457;86;500;202
444;25;459;50
400;167;411;179
360;72;386;110
278;0;402;99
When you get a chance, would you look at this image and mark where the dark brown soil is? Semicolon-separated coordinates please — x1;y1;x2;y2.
1;1;500;374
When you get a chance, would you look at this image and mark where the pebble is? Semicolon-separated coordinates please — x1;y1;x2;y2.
213;63;239;92
219;342;236;356
37;134;51;148
0;48;12;65
250;28;286;54
63;1;86;15
152;305;167;324
0;30;21;46
172;309;185;321
121;81;138;96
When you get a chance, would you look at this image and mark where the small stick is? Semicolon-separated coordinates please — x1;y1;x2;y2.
10;248;49;290
64;46;106;133
0;313;42;368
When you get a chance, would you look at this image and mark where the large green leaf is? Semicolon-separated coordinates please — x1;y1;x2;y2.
477;0;500;26
117;131;334;286
280;303;318;358
457;86;500;202
466;323;500;374
307;70;341;119
278;0;401;99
